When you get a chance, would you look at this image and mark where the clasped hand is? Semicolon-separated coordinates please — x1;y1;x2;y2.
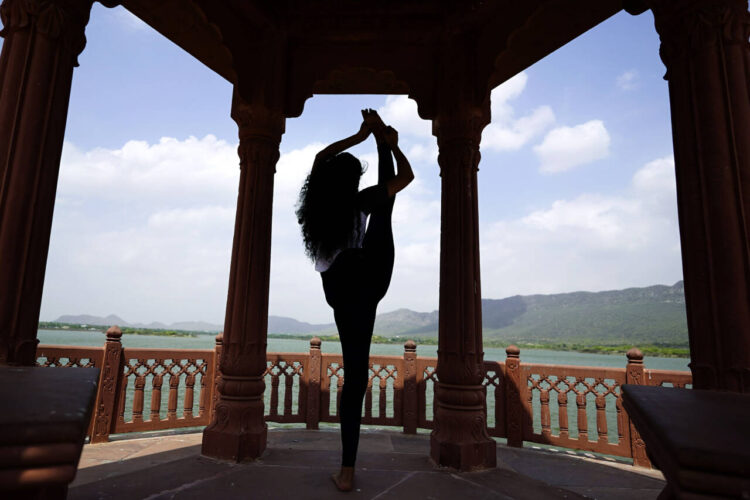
360;109;398;147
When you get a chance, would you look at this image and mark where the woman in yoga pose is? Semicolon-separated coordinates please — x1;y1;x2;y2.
296;109;414;491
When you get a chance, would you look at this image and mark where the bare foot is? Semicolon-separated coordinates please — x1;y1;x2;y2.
331;466;354;492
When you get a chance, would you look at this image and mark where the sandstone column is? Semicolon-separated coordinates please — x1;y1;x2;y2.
201;91;284;461
430;103;496;470
0;0;96;365
628;0;750;391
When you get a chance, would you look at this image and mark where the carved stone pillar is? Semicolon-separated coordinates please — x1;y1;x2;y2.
0;0;95;365
629;0;750;391
430;106;496;470
201;91;284;461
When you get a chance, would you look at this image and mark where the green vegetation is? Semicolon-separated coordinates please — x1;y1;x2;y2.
39;321;198;338
267;333;689;358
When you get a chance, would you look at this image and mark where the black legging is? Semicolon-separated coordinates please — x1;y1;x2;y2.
321;140;395;467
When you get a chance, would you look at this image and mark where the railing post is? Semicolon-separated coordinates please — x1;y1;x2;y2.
306;337;322;430
210;333;223;421
402;340;418;434
626;348;651;468
90;326;123;444
504;345;523;448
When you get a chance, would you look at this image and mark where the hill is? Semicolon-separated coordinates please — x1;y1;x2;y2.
52;281;688;346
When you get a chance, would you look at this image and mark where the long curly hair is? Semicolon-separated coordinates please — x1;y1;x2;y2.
296;152;366;262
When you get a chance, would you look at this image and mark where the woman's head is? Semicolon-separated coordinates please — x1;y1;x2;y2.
296;153;366;261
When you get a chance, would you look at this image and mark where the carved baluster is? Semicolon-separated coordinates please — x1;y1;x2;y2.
306;338;321;429
118;375;129;425
417;368;427;427
270;367;279;417
540;387;551;439
595;394;608;442
199;361;209;418
208;333;222;420
525;380;534;438
284;367;294;417
379;373;387;420
558;390;569;439
151;372;163;422
615;393;625;446
576;392;588;442
321;365;331;420
168;371;179;421
336;373;344;417
133;372;146;424
184;373;195;419
364;374;373;419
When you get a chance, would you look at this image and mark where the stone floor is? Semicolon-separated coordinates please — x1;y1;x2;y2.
70;428;666;499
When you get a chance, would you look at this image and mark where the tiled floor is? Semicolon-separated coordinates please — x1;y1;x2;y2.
70;428;665;499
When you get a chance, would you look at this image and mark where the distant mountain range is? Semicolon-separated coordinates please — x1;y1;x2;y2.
54;281;688;345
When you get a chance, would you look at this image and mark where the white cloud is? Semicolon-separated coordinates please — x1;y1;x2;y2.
533;120;611;173
616;70;639;91
480;156;681;299
44;134;442;325
482;72;556;152
378;95;432;137
41;133;679;326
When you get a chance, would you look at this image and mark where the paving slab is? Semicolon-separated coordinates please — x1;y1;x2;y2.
69;428;666;499
497;445;665;489
70;455;228;500
567;485;664;500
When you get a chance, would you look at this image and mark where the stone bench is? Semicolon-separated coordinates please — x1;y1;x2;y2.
621;384;750;499
0;366;99;499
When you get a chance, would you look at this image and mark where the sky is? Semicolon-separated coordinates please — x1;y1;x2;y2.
2;6;684;325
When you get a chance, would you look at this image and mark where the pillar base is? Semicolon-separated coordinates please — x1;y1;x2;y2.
430;382;496;471
201;395;267;462
201;421;267;462
430;426;497;471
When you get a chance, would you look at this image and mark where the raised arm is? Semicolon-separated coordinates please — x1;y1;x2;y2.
381;127;414;197
361;109;414;197
313;120;370;169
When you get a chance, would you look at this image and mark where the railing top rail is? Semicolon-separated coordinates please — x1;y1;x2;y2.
521;363;625;377
37;344;104;352
483;359;507;365
644;368;692;375
121;347;215;357
266;352;311;359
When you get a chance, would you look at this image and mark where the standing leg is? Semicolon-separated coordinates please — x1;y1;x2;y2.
336;302;377;467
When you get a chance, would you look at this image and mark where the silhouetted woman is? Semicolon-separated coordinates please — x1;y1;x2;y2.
296;109;414;491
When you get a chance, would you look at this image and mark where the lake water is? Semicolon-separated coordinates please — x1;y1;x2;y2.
37;329;690;371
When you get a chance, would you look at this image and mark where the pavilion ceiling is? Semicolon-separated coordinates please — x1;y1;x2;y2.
120;0;623;120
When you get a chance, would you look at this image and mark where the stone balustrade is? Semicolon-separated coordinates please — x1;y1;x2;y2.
35;327;692;467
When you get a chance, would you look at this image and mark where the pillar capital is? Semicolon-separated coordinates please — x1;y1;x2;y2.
433;103;490;145
0;0;95;66
231;91;286;141
652;0;749;79
627;0;749;79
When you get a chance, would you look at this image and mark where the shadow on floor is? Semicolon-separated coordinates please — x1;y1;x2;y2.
70;429;665;500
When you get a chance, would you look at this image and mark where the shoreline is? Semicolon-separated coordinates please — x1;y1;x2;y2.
38;325;689;359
